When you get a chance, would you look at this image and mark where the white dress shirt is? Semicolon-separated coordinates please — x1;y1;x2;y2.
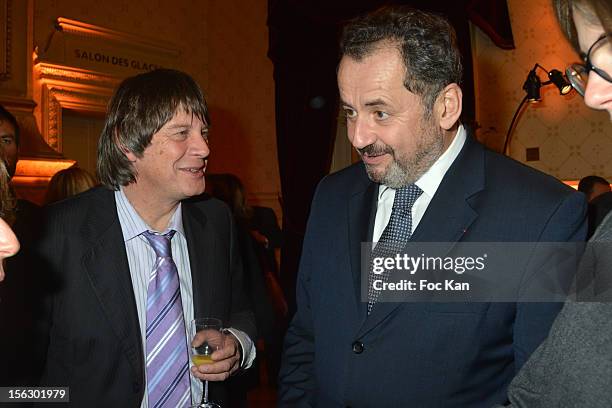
115;189;255;407
373;125;467;242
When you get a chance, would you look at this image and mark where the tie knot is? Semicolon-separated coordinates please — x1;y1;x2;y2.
142;230;176;258
393;184;423;210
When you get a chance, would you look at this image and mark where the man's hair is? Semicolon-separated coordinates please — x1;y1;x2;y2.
578;175;610;195
553;0;612;52
0;105;19;146
0;150;16;222
97;68;210;190
340;6;463;116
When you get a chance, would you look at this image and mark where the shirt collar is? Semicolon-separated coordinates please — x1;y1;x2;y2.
115;188;185;242
379;124;466;200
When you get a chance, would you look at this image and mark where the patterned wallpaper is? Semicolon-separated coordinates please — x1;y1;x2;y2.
472;0;612;182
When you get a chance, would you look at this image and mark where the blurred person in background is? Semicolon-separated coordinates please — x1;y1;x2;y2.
0;154;19;282
0;105;40;223
0;104;42;247
578;175;610;202
44;166;97;205
502;0;612;406
0;106;44;388
0;218;19;282
578;175;612;237
206;174;286;393
0;150;16;225
0;105;19;180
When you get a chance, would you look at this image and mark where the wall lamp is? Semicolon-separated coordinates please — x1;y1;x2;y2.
503;63;573;154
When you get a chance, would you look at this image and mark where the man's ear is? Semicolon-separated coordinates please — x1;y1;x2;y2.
115;130;137;162
124;147;137;162
435;83;462;130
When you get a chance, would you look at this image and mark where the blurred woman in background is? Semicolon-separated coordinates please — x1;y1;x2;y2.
44;166;97;205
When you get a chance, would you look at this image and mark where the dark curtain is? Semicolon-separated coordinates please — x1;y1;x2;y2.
269;0;514;314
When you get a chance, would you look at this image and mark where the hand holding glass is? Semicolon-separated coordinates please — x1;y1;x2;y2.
190;318;224;408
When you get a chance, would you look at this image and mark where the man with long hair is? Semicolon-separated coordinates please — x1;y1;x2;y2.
36;69;255;407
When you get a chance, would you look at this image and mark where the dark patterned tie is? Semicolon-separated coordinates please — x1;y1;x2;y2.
143;230;191;408
367;184;423;314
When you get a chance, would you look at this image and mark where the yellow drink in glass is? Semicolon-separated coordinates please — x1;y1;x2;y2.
192;354;214;365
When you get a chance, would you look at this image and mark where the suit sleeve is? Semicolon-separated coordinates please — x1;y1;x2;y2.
226;207;257;342
34;206;65;385
513;191;587;371
278;184;325;407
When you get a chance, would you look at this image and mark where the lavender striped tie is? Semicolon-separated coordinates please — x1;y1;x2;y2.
143;230;191;408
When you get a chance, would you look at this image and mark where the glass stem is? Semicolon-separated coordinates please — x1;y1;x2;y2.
204;380;209;403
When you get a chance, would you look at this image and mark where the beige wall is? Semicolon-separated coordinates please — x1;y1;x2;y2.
31;0;279;209
472;0;612;182
205;0;280;211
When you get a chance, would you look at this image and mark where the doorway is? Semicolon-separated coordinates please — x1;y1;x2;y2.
61;110;105;179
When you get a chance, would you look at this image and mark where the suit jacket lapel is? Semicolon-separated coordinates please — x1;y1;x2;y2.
81;188;144;382
348;168;379;315
411;136;484;243
357;134;485;337
182;200;214;319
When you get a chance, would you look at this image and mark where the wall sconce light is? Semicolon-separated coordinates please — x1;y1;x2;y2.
504;63;573;154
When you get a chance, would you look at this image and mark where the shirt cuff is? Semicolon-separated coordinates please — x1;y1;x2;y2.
226;328;256;369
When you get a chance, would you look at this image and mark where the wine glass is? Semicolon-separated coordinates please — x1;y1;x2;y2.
190;317;224;408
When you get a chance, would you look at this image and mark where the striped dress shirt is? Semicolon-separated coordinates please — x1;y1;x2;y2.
115;189;254;407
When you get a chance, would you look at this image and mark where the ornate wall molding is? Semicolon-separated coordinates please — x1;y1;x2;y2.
41;83;112;152
0;0;11;80
45;90;60;150
33;17;179;157
36;63;119;152
55;17;179;58
36;63;120;88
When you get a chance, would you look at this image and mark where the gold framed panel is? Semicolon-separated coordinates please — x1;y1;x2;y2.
36;63;119;152
0;0;11;80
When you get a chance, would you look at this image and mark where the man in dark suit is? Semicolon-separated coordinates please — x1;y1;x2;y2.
278;6;586;407
0;105;44;389
37;69;256;407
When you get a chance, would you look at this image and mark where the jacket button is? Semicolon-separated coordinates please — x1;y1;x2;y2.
352;341;364;354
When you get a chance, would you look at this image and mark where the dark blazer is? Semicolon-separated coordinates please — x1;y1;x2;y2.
279;136;587;407
36;187;255;407
0;199;44;389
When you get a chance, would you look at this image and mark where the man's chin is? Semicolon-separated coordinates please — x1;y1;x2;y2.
364;164;387;184
366;162;419;188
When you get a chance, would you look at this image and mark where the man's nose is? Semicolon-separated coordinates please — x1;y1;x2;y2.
348;118;376;149
190;133;211;158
